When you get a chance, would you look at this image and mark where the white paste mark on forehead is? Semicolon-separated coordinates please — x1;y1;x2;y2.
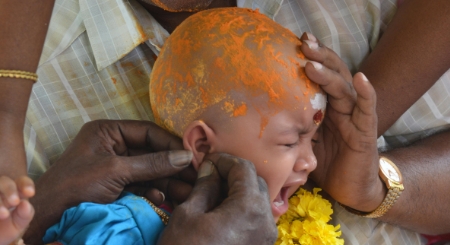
310;93;327;111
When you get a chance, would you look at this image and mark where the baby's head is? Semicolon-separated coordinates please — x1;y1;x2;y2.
150;8;326;220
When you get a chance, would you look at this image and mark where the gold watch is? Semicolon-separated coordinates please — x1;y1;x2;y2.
342;156;404;218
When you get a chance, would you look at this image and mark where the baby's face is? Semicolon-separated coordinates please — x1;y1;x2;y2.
211;94;325;221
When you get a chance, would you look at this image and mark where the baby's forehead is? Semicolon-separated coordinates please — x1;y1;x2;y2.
208;90;326;136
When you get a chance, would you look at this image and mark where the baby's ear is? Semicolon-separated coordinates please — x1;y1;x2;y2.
182;120;216;170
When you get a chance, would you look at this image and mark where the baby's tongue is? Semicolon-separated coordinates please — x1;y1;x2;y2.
273;192;284;207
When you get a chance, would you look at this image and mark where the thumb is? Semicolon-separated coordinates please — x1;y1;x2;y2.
120;150;193;183
12;200;34;232
182;160;222;213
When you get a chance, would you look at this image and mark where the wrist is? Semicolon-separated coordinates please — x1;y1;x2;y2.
0;119;27;177
24;185;68;244
0;109;27;134
341;156;405;218
343;176;387;212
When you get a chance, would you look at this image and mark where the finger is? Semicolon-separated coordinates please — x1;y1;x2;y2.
125;184;171;206
84;120;184;155
11;199;34;232
149;178;193;204
352;72;378;132
127;148;151;156
204;153;271;213
0;176;20;208
116;120;184;152
144;188;166;206
118;150;193;183
300;32;352;80
181;160;222;213
305;61;356;114
200;154;272;229
15;176;35;199
205;153;261;194
177;165;197;185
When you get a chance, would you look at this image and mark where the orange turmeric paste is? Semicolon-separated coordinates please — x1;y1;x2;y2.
150;8;321;137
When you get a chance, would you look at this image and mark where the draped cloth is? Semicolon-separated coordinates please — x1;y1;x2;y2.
43;192;167;245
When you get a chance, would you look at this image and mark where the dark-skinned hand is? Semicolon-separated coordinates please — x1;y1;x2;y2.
23;120;193;244
299;32;383;212
158;153;277;245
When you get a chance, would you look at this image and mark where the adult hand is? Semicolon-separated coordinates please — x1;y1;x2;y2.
158;153;277;245
23;120;193;244
299;33;383;212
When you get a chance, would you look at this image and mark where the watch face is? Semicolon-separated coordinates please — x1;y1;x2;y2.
380;158;401;182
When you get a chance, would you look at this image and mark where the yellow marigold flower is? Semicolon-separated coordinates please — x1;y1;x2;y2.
276;188;344;245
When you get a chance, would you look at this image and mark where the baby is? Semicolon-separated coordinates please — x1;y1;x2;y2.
0;175;35;245
150;7;325;220
44;7;340;244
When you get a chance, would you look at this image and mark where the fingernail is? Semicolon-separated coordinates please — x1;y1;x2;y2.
360;72;369;82
310;61;323;70
303;40;318;49
159;191;166;202
24;186;35;196
8;194;19;205
306;32;317;42
197;160;214;179
168;150;193;167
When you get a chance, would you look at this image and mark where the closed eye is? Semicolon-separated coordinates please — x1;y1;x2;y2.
284;141;299;148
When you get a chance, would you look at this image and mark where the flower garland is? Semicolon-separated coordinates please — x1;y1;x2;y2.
276;188;344;245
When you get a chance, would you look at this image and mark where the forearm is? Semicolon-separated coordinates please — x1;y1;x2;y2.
0;117;27;177
0;0;56;177
358;0;450;135
378;130;450;235
0;80;34;177
24;186;67;244
0;0;55;71
359;0;450;234
0;0;56;116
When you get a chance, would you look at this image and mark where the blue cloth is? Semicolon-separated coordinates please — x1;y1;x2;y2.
43;192;167;245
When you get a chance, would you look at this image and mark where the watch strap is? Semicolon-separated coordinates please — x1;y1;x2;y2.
341;186;403;218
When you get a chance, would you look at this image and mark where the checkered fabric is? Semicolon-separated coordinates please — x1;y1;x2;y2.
27;0;450;244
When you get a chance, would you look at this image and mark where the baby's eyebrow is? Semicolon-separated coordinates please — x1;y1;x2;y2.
278;125;312;136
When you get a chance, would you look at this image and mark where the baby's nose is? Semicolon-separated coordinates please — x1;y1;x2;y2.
293;153;317;174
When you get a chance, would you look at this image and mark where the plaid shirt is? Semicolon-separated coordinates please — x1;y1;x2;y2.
28;0;450;243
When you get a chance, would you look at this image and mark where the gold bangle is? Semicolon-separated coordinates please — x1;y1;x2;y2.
0;69;38;83
141;196;170;225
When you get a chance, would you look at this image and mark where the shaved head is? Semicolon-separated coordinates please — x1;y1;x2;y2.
150;8;323;137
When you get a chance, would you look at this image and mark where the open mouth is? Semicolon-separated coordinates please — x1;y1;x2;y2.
272;186;290;217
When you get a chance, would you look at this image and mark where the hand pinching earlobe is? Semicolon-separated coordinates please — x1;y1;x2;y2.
197;160;214;179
